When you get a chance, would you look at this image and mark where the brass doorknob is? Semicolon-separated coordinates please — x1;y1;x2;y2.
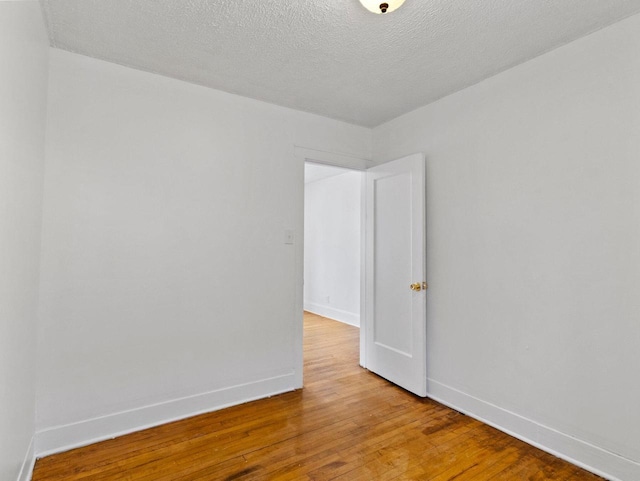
410;283;422;291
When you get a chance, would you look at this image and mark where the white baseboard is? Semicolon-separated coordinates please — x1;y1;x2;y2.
17;436;35;481
427;378;640;481
35;372;296;458
304;301;359;327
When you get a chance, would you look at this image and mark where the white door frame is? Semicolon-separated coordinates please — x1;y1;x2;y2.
295;146;371;378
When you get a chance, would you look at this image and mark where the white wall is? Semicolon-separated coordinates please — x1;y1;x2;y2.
35;49;371;454
304;170;361;326
0;1;49;480
373;13;640;480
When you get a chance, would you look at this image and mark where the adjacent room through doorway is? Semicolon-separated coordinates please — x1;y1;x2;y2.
303;162;363;330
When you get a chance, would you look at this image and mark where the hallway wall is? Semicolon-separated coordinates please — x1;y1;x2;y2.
304;170;362;326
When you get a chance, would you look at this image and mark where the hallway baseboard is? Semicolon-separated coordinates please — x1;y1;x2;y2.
303;301;359;327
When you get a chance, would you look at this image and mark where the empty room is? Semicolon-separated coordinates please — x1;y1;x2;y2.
1;0;639;480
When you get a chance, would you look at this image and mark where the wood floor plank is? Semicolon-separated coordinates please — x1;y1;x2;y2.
32;312;603;480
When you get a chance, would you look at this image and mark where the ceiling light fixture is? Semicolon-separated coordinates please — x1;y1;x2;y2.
359;0;405;14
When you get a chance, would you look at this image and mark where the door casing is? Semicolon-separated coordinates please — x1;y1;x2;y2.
296;146;426;393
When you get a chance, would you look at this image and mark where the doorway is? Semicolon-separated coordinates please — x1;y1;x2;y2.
296;147;427;397
303;162;363;329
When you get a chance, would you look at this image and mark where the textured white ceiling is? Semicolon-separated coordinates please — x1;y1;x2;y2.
41;0;640;127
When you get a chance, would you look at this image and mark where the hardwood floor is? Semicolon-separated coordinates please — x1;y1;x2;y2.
33;312;601;480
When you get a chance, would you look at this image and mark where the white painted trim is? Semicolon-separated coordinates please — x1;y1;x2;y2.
35;372;296;458
359;171;367;368
292;144;305;390
427;378;640;481
303;301;360;327
17;435;35;481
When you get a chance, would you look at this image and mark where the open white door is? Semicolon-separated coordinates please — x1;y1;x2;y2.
365;153;426;397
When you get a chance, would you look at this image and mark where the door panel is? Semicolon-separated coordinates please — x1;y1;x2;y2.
373;171;412;356
365;153;426;397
